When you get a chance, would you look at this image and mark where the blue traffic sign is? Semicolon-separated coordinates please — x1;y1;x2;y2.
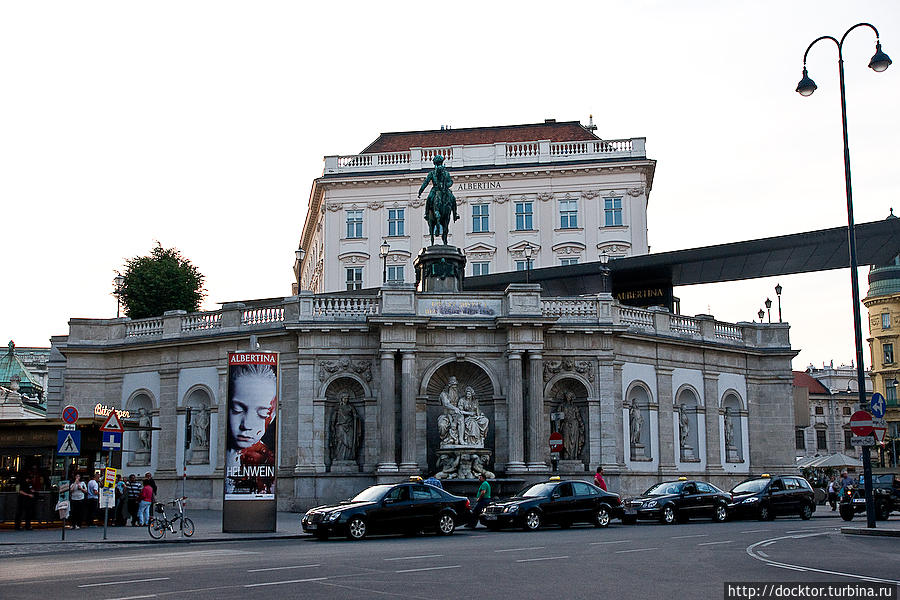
870;392;886;419
102;430;123;451
57;430;81;456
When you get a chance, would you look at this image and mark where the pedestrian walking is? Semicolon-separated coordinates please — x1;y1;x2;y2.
126;474;142;525
593;466;607;491
424;475;443;489
69;474;87;529
114;475;127;526
144;472;157;500
14;475;35;530
86;472;100;526
138;479;154;526
827;476;837;511
468;473;490;528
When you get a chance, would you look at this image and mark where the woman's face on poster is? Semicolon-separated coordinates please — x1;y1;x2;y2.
229;374;275;449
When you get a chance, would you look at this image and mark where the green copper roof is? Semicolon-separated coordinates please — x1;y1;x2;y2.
0;340;44;397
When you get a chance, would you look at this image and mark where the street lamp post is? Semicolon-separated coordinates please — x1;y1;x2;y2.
379;240;390;284
775;283;783;323
796;22;891;529
523;242;534;284
764;297;772;323
114;274;125;318
757;308;765;322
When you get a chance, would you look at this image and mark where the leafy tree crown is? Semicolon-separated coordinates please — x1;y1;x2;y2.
115;244;206;319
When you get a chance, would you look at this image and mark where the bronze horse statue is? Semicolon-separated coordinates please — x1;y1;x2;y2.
418;155;459;245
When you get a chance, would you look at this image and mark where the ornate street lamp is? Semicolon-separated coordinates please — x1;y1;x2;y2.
114;274;125;318
765;297;772;323
523;242;534;284
379;240;390;284
775;283;783;323
796;22;891;528
757;308;765;322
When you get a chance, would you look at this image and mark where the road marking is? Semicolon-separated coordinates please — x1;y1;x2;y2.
103;596;157;600
589;540;630;545
247;564;320;572
384;554;443;561
740;529;769;534
494;546;545;552
671;534;708;539
395;565;461;574
516;556;569;563
245;577;329;588
747;533;900;585
785;527;837;534
758;551;769;558
80;578;169;588
615;547;659;554
698;540;733;546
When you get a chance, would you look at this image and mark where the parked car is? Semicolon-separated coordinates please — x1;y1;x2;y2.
301;481;470;540
728;474;816;521
838;473;900;521
623;478;731;524
480;477;623;530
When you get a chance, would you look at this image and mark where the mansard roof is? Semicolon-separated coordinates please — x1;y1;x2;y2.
361;120;599;153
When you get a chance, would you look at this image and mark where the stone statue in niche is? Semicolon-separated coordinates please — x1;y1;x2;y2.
192;405;210;450
435;452;460;479
556;391;585;460
678;403;695;461
138;407;152;451
330;393;362;463
629;402;644;447
471;453;495;479
459;386;489;447
437;377;489;448
724;408;741;462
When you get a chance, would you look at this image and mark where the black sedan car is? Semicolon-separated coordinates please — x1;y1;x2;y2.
301;482;471;540
623;479;731;524
479;478;623;530
728;474;816;521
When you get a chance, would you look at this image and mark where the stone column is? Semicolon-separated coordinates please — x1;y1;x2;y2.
612;362;625;465
527;351;545;470
704;371;723;471
656;367;676;473
399;351;417;472
506;351;525;472
377;350;398;472
155;368;179;476
295;356;318;473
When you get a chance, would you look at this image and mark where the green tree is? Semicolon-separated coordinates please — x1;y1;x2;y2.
115;244;206;319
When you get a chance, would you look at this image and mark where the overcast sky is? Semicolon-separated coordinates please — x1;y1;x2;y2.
1;1;898;371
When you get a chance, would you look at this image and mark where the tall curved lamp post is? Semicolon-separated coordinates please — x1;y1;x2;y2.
796;22;891;528
114;274;125;318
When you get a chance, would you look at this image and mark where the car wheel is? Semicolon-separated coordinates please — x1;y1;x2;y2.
594;505;611;528
436;512;456;536
839;506;854;522
523;510;541;531
347;516;367;540
758;505;774;521
800;504;813;520
714;504;728;523
661;505;677;525
876;502;890;521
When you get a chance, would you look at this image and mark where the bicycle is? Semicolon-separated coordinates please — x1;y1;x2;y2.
148;497;194;539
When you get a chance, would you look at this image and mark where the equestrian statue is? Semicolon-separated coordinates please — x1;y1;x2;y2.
418;155;459;245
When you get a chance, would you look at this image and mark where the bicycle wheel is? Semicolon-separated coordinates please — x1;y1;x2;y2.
181;518;195;537
148;518;166;539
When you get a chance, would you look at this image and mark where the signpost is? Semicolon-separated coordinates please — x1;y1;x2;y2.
99;411;125;540
549;432;563;473
57;430;81;456
870;392;886;419
62;405;79;424
849;411;874;437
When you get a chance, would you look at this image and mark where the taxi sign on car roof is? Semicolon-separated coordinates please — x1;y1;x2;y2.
409;476;423;482
761;473;770;478
548;476;561;481
678;476;687;481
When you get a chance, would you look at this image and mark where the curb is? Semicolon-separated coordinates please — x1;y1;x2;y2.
840;526;900;538
0;533;308;546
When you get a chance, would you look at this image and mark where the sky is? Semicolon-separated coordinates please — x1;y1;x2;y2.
1;1;898;372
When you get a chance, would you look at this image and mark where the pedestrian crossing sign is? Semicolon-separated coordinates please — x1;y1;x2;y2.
57;430;81;456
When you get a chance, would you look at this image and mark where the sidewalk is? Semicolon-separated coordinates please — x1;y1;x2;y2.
0;509;304;551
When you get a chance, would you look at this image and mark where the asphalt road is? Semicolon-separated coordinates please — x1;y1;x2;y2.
1;514;896;600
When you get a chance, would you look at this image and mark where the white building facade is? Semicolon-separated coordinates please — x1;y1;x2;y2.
294;121;655;293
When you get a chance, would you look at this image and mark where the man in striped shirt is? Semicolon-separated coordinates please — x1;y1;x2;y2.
126;474;143;526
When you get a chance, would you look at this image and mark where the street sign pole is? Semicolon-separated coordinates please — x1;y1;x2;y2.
103;452;109;541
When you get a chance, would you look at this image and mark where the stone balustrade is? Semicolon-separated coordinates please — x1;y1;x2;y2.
64;286;789;350
324;137;646;175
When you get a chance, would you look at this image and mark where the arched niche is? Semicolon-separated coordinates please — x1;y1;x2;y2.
125;390;155;467
184;385;213;464
675;385;701;462
626;381;653;460
722;391;745;462
324;377;365;469
546;377;589;463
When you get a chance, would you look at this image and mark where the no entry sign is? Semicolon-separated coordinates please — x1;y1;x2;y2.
549;431;563;453
849;411;874;437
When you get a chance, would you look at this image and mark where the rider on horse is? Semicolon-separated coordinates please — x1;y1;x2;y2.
418;155;459;245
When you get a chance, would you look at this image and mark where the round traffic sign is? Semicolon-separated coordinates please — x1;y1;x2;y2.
870;392;886;419
549;431;563;452
849;410;874;436
62;405;79;424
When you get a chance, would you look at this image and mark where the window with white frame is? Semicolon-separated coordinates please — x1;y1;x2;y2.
387;209;405;237
604;197;623;227
345;267;363;290
560;258;579;266
559;199;578;229
387;265;404;282
472;204;490;233
346;210;363;238
515;201;533;231
882;313;892;330
471;261;490;276
884;342;894;364
515;260;534;271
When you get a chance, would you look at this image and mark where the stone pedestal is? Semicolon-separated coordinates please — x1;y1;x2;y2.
414;245;466;293
330;460;360;473
433;448;493;480
726;446;741;463
557;459;586;473
681;445;695;461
